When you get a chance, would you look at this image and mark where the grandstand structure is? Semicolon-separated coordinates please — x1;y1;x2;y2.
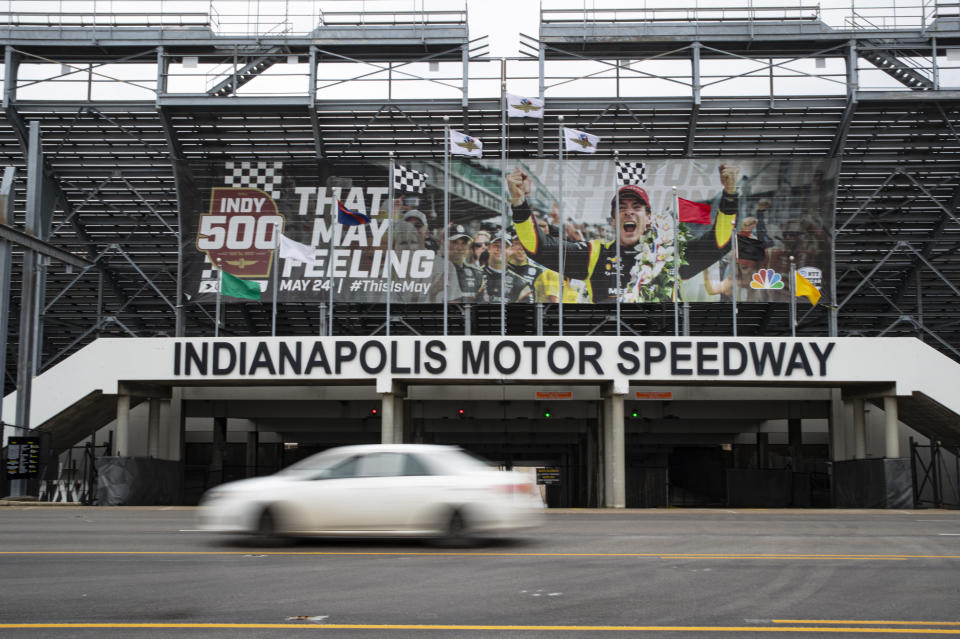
1;0;960;407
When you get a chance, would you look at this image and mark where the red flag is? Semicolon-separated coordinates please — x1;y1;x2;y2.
678;197;711;224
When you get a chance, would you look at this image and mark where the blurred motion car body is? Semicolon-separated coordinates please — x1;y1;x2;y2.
197;444;543;543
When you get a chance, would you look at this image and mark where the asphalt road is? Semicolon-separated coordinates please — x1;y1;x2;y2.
0;506;959;637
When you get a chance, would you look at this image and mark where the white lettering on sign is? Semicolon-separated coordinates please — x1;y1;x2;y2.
220;197;267;213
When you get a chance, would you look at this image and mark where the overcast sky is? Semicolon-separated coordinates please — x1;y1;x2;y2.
467;0;539;57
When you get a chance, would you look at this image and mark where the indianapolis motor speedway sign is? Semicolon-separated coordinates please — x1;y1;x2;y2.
171;337;836;381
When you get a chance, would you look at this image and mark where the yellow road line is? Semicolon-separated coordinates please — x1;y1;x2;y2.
775;621;960;627
0;550;956;559
1;623;960;634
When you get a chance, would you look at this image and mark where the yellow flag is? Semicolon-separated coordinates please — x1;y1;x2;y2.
795;271;821;306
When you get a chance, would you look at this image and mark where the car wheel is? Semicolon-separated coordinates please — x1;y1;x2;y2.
436;509;475;548
256;508;285;546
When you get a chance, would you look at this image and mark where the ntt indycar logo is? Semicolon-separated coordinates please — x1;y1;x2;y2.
173;338;836;379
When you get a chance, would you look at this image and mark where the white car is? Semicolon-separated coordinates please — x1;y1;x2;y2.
197;444;543;544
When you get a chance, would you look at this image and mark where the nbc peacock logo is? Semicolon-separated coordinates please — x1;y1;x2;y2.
750;268;785;290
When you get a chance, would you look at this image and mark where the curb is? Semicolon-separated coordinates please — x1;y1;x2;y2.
0;499;83;507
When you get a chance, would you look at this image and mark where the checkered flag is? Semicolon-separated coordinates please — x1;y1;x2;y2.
394;163;428;193
616;160;646;185
225;161;284;199
198;254;218;294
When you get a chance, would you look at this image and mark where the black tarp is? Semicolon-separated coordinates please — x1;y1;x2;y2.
833;458;913;508
96;457;183;506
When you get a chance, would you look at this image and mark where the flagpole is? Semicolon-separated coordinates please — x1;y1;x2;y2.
790;255;797;337
614;151;621;336
731;231;738;337
443;116;450;336
499;59;509;337
672;186;679;337
387;153;394;337
271;230;279;337
557;116;564;336
215;257;222;337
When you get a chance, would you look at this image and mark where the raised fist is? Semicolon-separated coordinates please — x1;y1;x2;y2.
506;168;532;206
718;164;740;194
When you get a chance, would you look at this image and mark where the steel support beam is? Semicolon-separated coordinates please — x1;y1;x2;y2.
15;123;44;434
0;224;92;269
686;43;701;157
0;167;14;432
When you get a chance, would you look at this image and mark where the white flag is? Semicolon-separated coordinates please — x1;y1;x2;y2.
563;127;599;154
506;93;544;119
278;233;315;265
450;129;483;158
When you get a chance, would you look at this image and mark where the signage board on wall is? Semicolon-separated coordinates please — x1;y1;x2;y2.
5;436;40;479
171;337;836;381
536;468;561;485
181;158;835;306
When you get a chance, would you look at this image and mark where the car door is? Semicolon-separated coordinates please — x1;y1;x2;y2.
289;454;365;533
293;452;409;533
343;452;441;533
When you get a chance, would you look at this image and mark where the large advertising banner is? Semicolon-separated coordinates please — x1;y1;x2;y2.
182;158;836;305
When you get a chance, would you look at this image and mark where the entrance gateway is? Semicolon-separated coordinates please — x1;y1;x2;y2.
4;335;958;508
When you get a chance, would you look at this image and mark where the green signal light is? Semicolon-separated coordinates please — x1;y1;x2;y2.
544;410;551;418
631;411;639;418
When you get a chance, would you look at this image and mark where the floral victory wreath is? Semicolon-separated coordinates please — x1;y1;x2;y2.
621;208;691;303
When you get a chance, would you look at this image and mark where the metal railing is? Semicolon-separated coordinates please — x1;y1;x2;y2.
0;1;215;28
542;1;957;32
542;5;821;24
0;0;467;36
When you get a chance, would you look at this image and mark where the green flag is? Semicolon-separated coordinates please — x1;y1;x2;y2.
220;269;261;300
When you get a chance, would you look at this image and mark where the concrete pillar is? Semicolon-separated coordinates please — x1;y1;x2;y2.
246;430;259;477
601;395;612;507
380;393;396;444
611;393;625;508
394;396;404;444
115;394;131;456
147;398;161;458
884;396;899;458
602;391;625;508
853;398;866;459
379;384;406;444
